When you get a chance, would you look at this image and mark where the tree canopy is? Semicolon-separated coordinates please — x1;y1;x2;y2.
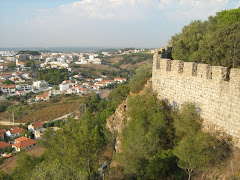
170;8;240;68
129;64;152;93
36;68;69;85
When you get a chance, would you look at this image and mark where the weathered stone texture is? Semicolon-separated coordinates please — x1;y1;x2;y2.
106;101;128;153
152;50;240;146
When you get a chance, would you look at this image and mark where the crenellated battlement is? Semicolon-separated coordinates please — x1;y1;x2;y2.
153;50;240;83
152;50;240;146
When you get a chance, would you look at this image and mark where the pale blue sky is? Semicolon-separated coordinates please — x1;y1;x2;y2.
0;0;239;48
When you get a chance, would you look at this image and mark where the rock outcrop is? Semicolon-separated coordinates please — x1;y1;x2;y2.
106;101;128;153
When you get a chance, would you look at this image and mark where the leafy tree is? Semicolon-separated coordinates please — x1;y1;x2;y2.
170;7;240;67
0;170;12;180
108;84;130;107
174;132;220;180
31;159;88;180
0;105;6;112
17;50;40;55
11;153;42;180
21;129;33;139
173;104;221;180
36;68;69;85
129;64;152;93
116;94;176;178
173;103;202;139
40;113;105;178
25;59;35;68
3;80;15;85
7;62;16;69
145;149;185;179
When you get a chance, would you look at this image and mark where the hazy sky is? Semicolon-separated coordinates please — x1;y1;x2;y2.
0;0;239;48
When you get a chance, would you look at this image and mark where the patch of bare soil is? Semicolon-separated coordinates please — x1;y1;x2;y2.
0;145;46;174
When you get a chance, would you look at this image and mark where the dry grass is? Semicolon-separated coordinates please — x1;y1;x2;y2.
20;101;79;123
120;60;152;70
194;147;240;180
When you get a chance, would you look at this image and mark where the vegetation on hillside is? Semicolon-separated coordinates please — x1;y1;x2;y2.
1;81;131;179
17;50;41;56
110;94;227;179
2;95;81;123
129;64;152;93
170;8;240;68
24;59;35;68
113;53;153;67
36;68;69;85
0;63;237;179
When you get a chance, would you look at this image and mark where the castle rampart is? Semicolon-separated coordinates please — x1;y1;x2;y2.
152;50;240;146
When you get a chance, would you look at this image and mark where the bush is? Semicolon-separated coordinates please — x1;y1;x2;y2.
129;64;152;93
0;105;6;112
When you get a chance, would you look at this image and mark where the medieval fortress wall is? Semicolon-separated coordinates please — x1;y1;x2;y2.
152;50;240;145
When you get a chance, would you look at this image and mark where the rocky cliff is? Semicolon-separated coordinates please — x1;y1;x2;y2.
106;80;152;153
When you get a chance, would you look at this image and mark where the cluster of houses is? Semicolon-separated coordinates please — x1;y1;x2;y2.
0;72;31;84
0;48;151;73
118;48;146;55
75;54;102;65
0;72;33;97
40;55;72;71
0;75;127;101
0;79;49;99
33;77;127;102
0;122;45;155
58;77;127;95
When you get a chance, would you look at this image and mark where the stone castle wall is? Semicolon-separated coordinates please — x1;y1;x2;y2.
152;50;240;145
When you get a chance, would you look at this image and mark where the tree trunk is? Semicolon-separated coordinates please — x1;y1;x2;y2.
188;172;191;180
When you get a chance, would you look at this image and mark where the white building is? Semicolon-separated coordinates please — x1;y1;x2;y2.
1;85;16;94
6;127;24;138
28;122;43;132
33;80;48;89
59;80;72;91
114;78;127;83
16;84;33;91
16;90;27;96
12;137;37;152
89;58;101;64
94;78;103;82
102;52;109;56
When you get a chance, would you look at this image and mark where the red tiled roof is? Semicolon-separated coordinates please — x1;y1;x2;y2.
36;94;49;98
114;78;127;80
18;62;25;65
0;141;11;149
32;122;43;128
78;88;87;91
15;136;29;142
0;129;6;134
10;127;24;134
103;80;113;82
1;85;15;89
13;138;37;149
96;81;103;84
17;90;26;93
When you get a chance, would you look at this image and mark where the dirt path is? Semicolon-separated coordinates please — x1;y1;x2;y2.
0;121;21;126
